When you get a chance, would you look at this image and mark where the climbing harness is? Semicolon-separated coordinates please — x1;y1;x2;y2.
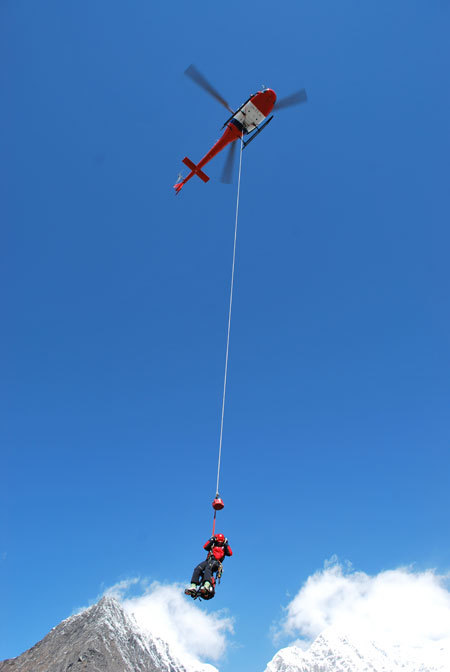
211;136;244;534
216;562;224;584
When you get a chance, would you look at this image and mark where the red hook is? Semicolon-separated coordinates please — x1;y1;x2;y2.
212;496;225;511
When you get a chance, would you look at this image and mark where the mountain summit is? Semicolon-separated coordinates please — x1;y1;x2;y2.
264;627;449;672
2;596;448;672
0;596;217;672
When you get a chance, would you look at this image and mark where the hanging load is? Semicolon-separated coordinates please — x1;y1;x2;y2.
185;498;230;600
185;533;233;600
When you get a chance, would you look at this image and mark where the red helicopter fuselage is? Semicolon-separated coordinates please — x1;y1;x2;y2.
174;88;277;193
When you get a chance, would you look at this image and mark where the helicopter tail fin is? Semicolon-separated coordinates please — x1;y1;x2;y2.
173;158;210;194
182;157;209;183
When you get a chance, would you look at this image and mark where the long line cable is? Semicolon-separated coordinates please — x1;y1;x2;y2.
215;137;244;497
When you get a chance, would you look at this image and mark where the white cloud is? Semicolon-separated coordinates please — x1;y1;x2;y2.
104;577;141;600
275;559;450;653
106;579;234;664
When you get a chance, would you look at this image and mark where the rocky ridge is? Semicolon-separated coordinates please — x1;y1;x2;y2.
2;596;448;672
0;596;216;672
264;627;449;672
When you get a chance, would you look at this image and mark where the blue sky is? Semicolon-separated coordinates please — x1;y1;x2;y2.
1;1;450;671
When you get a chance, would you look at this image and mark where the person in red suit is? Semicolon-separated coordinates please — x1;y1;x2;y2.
185;533;233;598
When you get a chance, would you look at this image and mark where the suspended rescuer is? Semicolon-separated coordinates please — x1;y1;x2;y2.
185;533;232;598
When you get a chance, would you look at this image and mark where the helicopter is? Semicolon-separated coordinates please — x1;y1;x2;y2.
174;65;307;194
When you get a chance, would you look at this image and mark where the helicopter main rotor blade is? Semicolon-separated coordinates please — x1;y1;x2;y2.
221;141;238;184
274;88;308;110
185;64;234;114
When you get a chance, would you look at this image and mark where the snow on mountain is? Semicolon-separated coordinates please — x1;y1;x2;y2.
0;596;218;672
264;627;449;672
3;595;448;672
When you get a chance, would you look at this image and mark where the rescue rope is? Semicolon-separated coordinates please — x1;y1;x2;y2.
215;136;244;498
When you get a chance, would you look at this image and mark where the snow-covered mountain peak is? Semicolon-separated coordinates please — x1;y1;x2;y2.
71;595;133;633
0;596;217;672
264;626;450;672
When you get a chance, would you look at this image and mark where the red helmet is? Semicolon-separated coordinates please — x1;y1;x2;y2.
215;533;225;545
